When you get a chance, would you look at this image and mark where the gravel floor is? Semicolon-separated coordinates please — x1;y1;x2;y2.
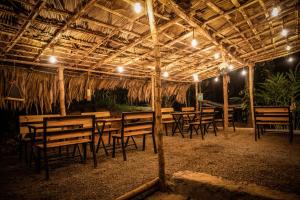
1;129;300;200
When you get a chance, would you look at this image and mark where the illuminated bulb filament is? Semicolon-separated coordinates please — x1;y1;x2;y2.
271;7;280;17
281;29;288;37
117;66;124;73
49;55;57;64
286;45;291;51
214;77;219;82
193;73;199;82
191;39;198;47
163;71;169;78
214;52;220;59
134;2;142;13
241;69;247;76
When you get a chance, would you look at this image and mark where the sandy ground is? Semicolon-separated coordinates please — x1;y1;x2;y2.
0;128;300;200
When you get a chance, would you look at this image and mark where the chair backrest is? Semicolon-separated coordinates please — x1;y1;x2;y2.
81;111;110;118
181;107;195;112
254;107;291;124
161;107;174;121
19;114;60;137
122;112;155;135
201;107;215;123
43;115;95;148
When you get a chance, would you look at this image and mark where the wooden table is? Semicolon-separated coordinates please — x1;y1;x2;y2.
172;111;201;137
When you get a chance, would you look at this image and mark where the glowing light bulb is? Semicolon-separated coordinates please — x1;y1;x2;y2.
191;39;198;48
134;2;142;13
287;57;294;63
271;7;280;17
214;77;219;82
214;52;220;59
286;45;291;51
192;73;199;82
228;64;234;71
49;55;57;64
117;66;124;73
281;29;288;37
163;71;169;78
241;69;247;76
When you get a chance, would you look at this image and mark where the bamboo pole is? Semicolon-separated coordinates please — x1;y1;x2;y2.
151;74;155;111
146;0;166;191
223;73;229;130
58;66;66;116
195;82;199;111
248;64;255;132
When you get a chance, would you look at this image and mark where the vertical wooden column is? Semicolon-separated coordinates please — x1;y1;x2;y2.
248;64;255;131
58;66;66;116
195;82;199;111
151;74;155;111
146;0;166;191
223;74;229;130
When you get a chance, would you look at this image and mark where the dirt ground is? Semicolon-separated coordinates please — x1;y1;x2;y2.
1;128;300;200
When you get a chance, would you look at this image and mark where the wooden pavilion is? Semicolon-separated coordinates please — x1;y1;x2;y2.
0;0;299;192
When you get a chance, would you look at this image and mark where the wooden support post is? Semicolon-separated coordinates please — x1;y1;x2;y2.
195;82;199;111
146;0;166;191
151;74;155;111
58;66;66;116
248;64;255;131
223;73;229;131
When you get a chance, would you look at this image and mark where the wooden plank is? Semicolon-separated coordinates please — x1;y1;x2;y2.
161;108;174;113
256;117;289;121
124;124;152;132
36;138;91;148
255;107;289;113
82;111;110;118
181;107;194;112
58;67;66;116
47;131;91;141
124;113;153;120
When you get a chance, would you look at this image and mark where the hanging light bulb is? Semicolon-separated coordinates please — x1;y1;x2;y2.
214;76;219;82
228;64;234;71
49;55;57;64
241;69;247;76
191;39;198;48
134;2;142;13
214;52;220;59
271;7;280;17
117;66;124;73
286;45;291;51
192;73;199;82
163;71;169;78
281;29;288;37
287;57;294;63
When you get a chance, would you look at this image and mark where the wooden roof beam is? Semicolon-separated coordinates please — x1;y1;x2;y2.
34;0;98;61
3;0;46;54
159;0;247;66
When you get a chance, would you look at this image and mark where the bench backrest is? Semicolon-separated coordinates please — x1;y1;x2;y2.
43;115;95;148
201;107;215;123
81;111;110;118
181;107;195;112
254;106;291;124
122;112;155;135
162;107;174;121
19;114;60;137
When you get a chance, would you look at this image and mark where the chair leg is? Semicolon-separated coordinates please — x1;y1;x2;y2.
82;143;87;163
232;120;236;132
255;125;258;141
36;148;41;173
289;123;293;144
18;138;22;160
130;136;138;149
213;122;217;136
143;135;146;151
151;133;157;154
95;135;101;153
90;142;97;168
121;137;127;161
164;124;168;136
189;125;193;139
43;148;49;180
112;137;116;158
200;125;204;140
24;141;28;165
100;136;108;156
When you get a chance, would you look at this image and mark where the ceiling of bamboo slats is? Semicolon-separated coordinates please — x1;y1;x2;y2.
0;0;299;82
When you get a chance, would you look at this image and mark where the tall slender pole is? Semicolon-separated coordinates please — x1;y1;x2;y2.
151;74;155;111
146;0;166;191
248;64;255;131
195;82;199;111
223;73;229;130
58;66;66;116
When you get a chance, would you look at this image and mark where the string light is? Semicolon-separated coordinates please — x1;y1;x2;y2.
49;55;57;64
287;57;294;63
134;2;142;14
117;66;124;73
214;52;220;59
286;45;291;51
192;73;199;82
191;39;198;48
271;7;280;17
241;69;247;76
281;29;288;37
163;71;169;78
214;77;219;82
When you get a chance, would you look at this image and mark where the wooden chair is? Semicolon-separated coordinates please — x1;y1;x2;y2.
35;115;97;179
181;107;195;131
112;111;157;161
161;107;175;136
19;114;60;164
81;111;119;155
254;106;293;143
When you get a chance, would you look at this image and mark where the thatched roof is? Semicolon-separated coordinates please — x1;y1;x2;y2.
0;0;298;81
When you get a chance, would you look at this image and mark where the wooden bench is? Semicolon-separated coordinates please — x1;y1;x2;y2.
162;107;175;136
35;115;97;179
254;107;293;143
19;114;60;164
112;111;157;161
81;111;119;154
215;107;236;131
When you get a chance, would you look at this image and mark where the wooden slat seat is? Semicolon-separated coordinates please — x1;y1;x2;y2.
36;138;91;149
161;107;175;136
254;106;293;143
112;111;157;161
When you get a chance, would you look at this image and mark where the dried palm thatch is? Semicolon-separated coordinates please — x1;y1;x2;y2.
0;66;190;112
